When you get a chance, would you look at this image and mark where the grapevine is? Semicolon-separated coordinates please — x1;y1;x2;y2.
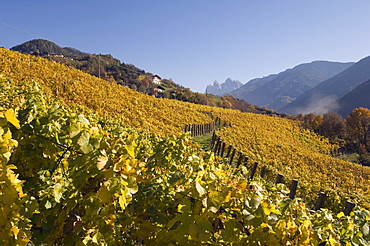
1;48;370;245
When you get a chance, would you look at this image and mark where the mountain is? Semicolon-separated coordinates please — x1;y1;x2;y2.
280;55;370;115
11;39;87;56
206;78;243;95
229;61;354;110
335;78;370;117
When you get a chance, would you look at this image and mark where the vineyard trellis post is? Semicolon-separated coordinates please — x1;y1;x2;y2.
289;179;299;200
315;192;326;210
260;166;266;178
226;145;232;158
344;201;355;215
207;132;358;214
276;174;284;184
236;152;244;168
220;142;226;157
229;148;236;165
250;161;258;180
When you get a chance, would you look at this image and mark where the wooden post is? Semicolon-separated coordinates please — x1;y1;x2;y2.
289;179;299;200
315;192;326;210
260;166;266;178
216;138;222;156
213;137;219;153
211;132;216;148
226;145;232;158
250;162;258;180
236;152;243;168
215;139;219;155
276;174;284;184
244;156;249;166
220;142;226;158
229;148;236;165
344;201;355;216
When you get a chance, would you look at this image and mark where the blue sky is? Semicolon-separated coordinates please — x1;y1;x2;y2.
1;1;370;92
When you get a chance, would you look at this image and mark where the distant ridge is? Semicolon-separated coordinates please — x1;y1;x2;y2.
229;61;354;110
280;55;370;115
335;78;370;117
11;39;87;56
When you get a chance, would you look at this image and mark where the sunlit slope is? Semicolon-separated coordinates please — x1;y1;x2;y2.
216;112;370;209
2;83;369;245
0;48;235;135
2;48;369;209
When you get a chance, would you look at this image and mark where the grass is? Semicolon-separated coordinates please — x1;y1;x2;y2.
193;133;214;152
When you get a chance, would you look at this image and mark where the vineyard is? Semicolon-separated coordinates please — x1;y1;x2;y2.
1;48;370;245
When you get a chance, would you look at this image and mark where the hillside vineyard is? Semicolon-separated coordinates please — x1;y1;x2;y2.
1;48;370;245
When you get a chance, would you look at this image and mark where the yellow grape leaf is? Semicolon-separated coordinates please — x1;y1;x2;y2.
196;179;205;196
4;109;20;129
209;190;222;207
118;194;127;210
97;156;108;170
261;201;271;215
224;191;231;203
337;212;345;219
124;146;135;158
177;204;186;213
10;225;20;238
45;200;52;209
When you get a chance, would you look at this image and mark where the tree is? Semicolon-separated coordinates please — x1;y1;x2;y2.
318;112;346;141
301;113;323;132
345;107;370;152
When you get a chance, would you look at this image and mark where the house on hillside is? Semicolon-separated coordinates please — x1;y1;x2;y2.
146;85;166;98
152;75;162;85
46;53;64;58
168;89;177;99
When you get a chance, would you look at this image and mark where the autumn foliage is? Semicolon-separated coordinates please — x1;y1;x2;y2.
1;48;370;245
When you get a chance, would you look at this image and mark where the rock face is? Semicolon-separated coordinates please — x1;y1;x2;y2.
206;78;243;96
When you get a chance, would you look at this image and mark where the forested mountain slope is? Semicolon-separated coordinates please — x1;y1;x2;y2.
280;55;370;114
336;78;370;117
229;61;353;110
